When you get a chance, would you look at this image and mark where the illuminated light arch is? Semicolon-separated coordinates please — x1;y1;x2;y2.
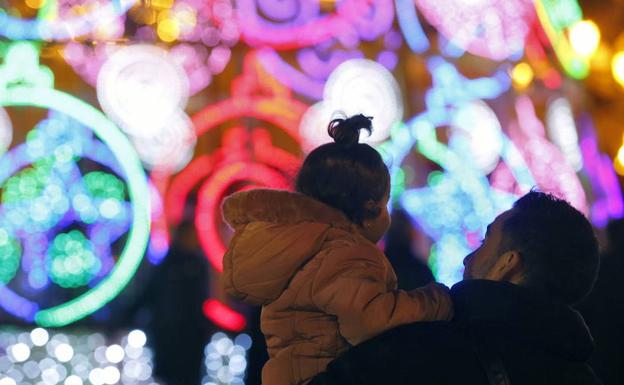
252;0;400;100
0;43;150;327
235;0;394;49
150;52;306;328
63;0;239;95
0;0;136;41
412;0;535;60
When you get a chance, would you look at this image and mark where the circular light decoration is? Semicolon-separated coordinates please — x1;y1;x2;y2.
378;57;535;285
299;58;402;151
151;52;306;331
0;0;137;40
97;45;189;138
0;42;150;327
96;44;196;171
413;0;535;60
63;0;239;96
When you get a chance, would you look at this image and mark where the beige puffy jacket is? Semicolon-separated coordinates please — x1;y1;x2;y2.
222;189;450;385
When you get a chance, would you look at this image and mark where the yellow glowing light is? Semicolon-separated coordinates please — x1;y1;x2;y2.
25;0;47;9
511;62;534;88
151;0;174;9
615;146;624;175
611;51;624;86
591;43;612;72
569;20;601;58
157;19;180;42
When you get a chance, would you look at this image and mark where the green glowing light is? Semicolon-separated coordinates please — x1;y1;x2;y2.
84;172;126;201
0;42;53;91
0;228;21;284
535;0;589;79
0;43;150;326
47;230;101;288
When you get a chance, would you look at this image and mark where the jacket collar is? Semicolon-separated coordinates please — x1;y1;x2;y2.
451;280;595;362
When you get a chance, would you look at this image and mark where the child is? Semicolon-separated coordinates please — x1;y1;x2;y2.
222;114;453;385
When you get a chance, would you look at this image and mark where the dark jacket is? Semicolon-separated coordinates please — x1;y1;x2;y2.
310;280;601;385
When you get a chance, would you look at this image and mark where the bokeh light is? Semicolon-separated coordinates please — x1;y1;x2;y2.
569;19;601;58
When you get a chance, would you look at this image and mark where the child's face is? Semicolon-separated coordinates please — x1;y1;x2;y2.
361;188;391;244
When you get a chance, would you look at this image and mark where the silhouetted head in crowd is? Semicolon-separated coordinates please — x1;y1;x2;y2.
463;191;599;305
296;114;391;243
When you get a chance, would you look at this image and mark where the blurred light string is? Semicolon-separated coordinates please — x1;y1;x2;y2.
534;0;589;79
395;0;429;53
0;42;149;327
0;0;136;40
578;116;624;227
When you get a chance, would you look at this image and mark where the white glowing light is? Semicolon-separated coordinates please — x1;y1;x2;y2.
131;112;196;171
0;377;17;385
54;344;74;363
102;366;120;385
546;98;583;171
450;100;503;174
30;328;49;347
64;375;83;385
127;330;147;348
97;45;189;138
9;343;31;362
104;345;124;364
0;107;12;154
321;59;403;145
298;102;335;152
41;367;61;385
569;20;600;58
88;368;105;385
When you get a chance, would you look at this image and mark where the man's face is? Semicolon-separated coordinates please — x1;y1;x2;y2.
463;210;514;280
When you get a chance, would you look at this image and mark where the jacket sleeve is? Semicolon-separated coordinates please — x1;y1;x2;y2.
311;244;445;346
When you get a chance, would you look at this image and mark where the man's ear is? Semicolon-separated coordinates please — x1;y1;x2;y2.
486;250;524;284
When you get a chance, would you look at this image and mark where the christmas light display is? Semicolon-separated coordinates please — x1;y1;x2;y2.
0;327;157;385
150;53;305;331
0;42;150;327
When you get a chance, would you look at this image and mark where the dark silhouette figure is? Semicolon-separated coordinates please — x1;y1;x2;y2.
384;208;435;290
140;220;210;385
578;218;624;385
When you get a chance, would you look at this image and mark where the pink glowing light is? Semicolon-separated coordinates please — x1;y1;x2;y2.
236;0;394;49
203;299;247;331
414;0;535;60
510;96;588;214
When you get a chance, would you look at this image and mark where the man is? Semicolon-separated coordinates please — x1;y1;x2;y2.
310;191;602;385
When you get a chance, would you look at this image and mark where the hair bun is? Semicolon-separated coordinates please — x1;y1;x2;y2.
327;114;373;148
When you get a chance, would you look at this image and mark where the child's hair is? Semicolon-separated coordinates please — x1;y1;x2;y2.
295;114;390;225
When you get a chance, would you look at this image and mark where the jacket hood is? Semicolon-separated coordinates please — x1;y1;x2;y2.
221;189;357;305
451;280;595;362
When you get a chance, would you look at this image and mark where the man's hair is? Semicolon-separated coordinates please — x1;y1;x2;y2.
501;191;599;305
